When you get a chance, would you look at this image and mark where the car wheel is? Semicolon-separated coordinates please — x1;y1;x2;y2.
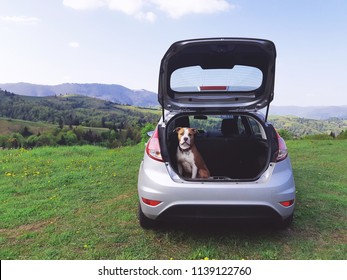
138;203;158;229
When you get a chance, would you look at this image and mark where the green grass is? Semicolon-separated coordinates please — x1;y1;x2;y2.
0;141;346;259
0;117;113;135
0;118;54;135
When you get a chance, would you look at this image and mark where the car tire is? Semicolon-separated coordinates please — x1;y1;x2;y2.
138;203;158;229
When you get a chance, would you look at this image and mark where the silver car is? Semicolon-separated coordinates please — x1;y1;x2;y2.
137;38;295;229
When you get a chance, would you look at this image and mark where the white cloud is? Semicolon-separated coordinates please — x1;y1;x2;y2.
107;0;143;15
133;11;156;23
68;42;80;48
151;0;233;18
0;16;40;25
63;0;233;21
107;0;158;23
63;0;155;22
62;0;105;10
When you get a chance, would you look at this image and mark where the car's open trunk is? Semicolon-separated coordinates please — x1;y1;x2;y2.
164;114;273;181
194;136;268;179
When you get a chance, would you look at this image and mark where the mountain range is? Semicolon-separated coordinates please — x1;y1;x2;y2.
0;82;158;107
268;105;347;120
0;82;346;119
1;89;346;138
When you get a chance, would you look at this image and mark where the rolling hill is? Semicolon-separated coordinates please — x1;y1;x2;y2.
0;82;158;107
268;115;347;137
1;87;347;140
0;89;160;128
0;89;161;148
1;83;347;120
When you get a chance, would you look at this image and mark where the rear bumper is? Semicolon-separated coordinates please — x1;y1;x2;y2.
137;153;295;222
156;205;283;223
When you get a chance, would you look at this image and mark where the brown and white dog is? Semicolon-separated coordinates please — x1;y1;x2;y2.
175;127;210;179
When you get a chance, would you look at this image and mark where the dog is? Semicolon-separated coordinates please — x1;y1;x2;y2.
175;127;210;179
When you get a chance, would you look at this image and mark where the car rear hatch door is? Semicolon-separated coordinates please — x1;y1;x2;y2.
158;38;276;113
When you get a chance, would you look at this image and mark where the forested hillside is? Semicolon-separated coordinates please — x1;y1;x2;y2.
0;89;159;148
268;115;347;138
0;90;159;127
1;89;346;149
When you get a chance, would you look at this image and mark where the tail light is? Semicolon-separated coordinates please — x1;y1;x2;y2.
145;127;163;162
279;199;295;207
276;131;288;162
142;197;162;206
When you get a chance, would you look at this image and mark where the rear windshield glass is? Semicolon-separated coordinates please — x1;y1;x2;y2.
168;114;266;139
170;65;263;93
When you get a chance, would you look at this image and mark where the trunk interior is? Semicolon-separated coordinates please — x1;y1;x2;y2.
165;114;271;181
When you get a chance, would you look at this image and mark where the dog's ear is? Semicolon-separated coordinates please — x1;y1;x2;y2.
191;128;198;134
174;127;181;133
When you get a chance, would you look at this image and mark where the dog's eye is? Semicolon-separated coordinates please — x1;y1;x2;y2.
188;133;192;136
180;133;184;136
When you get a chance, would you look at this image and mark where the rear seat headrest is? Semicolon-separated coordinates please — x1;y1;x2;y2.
175;116;190;128
221;118;239;136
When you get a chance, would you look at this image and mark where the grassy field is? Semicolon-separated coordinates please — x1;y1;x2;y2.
0;118;54;135
0;140;346;260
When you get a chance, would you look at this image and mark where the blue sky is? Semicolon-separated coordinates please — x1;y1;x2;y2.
0;0;346;106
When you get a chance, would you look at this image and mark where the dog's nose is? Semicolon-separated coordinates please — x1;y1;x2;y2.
183;137;188;141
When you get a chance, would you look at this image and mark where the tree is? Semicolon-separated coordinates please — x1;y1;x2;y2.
73;126;84;140
26;135;39;148
7;133;25;148
58;118;64;129
101;116;106;128
65;131;78;146
20;126;32;137
36;134;55;147
0;135;9;148
57;135;67;145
